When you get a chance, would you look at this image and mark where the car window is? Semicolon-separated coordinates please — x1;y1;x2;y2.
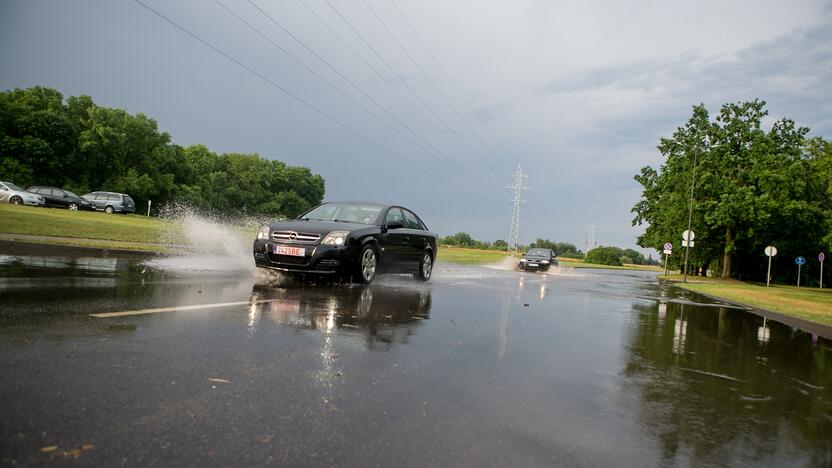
107;193;120;202
299;203;382;225
94;193;106;200
124;195;134;204
4;182;24;191
384;208;403;225
42;188;55;196
27;187;40;193
65;190;79;198
527;248;549;256
402;209;422;230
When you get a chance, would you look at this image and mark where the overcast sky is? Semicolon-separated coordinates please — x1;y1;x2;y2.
2;0;831;253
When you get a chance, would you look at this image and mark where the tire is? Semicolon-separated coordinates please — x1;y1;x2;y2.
104;205;114;214
68;203;78;211
355;244;378;284
10;196;22;205
415;251;433;281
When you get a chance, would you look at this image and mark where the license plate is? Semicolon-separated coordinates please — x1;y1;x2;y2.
274;245;305;256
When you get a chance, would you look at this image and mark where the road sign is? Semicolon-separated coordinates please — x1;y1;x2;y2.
663;249;672;255
682;230;695;241
765;246;777;287
819;252;826;262
682;240;694;248
663;242;673;251
820;253;826;290
795;256;806;266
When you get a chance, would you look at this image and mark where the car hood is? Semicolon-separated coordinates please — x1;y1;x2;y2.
269;220;374;235
522;255;551;260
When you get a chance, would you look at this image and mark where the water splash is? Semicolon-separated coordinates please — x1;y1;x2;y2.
144;207;256;275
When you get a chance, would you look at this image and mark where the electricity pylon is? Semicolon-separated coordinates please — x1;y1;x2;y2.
507;164;529;255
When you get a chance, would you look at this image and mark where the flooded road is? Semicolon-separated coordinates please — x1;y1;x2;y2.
1;246;830;466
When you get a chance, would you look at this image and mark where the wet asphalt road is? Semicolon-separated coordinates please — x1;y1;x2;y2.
1;245;831;466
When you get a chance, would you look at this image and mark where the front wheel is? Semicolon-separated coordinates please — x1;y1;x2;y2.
355;245;378;284
104;205;114;214
68;203;78;211
10;196;22;205
415;251;433;281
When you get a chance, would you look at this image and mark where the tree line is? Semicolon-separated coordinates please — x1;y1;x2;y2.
632;99;832;282
440;232;587;259
0;86;325;217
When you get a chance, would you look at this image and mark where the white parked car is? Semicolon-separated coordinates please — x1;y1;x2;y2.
0;181;45;206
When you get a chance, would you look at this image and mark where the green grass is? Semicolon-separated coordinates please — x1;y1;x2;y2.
437;246;517;265
0;204;255;253
0;203;179;243
664;275;832;326
558;258;663;271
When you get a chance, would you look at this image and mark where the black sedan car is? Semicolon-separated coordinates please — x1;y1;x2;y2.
26;186;96;211
253;202;437;283
518;248;558;271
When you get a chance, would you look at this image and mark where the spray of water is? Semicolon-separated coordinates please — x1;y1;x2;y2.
143;204;258;275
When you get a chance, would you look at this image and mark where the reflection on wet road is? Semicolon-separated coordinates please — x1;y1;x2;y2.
1;249;830;466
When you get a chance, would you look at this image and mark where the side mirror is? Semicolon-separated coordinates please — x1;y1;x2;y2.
0;187;7;191
386;220;404;229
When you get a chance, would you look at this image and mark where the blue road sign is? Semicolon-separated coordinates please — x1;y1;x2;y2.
795;256;806;266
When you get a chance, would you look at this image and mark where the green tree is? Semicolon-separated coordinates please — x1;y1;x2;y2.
585;246;625;266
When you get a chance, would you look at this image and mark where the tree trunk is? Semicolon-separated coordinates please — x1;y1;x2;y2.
721;225;733;278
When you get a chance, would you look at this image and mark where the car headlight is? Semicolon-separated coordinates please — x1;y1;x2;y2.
520;258;527;262
541;260;549;264
321;231;349;245
257;225;271;240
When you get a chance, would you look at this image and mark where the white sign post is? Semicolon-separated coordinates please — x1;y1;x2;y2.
147;199;152;217
795;256;806;287
682;230;695;282
820;253;826;289
764;246;777;287
663;242;672;276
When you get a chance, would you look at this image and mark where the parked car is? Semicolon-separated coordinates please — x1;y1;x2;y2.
519;248;558;271
27;186;96;211
0;181;45;206
253;202;438;284
81;191;136;214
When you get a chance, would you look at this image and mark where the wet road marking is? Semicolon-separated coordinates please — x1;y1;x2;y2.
89;299;282;318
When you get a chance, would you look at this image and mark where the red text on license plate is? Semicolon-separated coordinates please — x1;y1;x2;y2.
274;245;305;256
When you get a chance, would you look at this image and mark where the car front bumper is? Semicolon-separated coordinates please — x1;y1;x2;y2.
519;262;550;270
253;239;359;275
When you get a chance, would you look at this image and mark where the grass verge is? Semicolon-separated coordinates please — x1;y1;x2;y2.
0;204;255;253
558;258;663;271
0;204;179;243
665;275;832;327
437;246;517;265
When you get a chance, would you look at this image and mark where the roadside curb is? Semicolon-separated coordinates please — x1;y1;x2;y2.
666;280;832;340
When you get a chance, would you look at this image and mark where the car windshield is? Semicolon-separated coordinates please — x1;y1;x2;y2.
299;203;382;225
65;190;79;198
2;182;24;191
526;249;549;257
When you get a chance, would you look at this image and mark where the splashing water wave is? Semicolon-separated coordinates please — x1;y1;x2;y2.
143;209;256;275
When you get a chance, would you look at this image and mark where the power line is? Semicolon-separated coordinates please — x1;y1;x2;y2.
132;0;452;189
363;0;505;175
390;0;511;168
216;0;497;196
322;0;503;181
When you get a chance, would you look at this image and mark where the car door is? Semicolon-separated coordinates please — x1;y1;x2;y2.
0;183;10;203
379;207;408;271
401;208;429;267
38;188;58;207
52;189;70;208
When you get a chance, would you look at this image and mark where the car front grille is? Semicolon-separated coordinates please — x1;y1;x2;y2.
268;253;310;265
272;231;321;244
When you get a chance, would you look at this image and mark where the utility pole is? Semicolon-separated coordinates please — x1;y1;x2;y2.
683;150;699;283
586;222;597;254
506;164;529;256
